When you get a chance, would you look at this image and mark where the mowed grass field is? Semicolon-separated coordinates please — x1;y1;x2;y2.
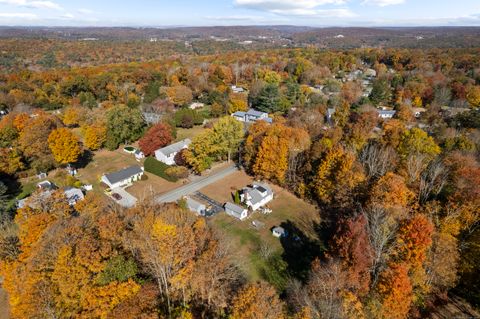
202;170;322;287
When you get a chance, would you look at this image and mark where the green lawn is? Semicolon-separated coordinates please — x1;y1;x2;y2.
208;183;323;290
175;125;208;141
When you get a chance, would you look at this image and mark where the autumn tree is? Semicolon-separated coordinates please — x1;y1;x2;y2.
331;214;373;295
376;263;413;319
83;124;107;150
0;148;24;175
48;128;82;165
397;128;441;160
138;122;173;156
105;104;145;150
230;281;285;319
18;113;60;171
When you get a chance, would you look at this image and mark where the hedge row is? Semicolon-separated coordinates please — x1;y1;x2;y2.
144;157;178;182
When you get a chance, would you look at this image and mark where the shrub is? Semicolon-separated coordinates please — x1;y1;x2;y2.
165;166;189;179
144;157;178;182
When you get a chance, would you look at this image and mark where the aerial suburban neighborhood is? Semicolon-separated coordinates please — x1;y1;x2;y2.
1;6;480;318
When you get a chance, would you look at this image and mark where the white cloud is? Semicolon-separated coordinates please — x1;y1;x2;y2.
234;0;354;17
0;0;61;10
0;12;37;18
77;8;95;14
362;0;405;7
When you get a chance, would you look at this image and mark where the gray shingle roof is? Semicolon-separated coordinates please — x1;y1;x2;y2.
224;202;246;214
156;139;191;157
246;109;266;117
104;166;143;185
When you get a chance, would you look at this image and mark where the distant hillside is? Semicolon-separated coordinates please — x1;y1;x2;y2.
1;26;480;48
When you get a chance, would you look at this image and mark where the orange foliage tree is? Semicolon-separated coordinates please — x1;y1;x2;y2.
48;127;82;164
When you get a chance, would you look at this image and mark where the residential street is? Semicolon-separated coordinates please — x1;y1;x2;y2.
155;164;238;203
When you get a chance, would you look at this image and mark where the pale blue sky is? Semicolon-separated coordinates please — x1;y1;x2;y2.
0;0;479;27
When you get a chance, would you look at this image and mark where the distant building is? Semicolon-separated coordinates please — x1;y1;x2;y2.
412;107;426;118
378;110;397;119
18;186;84;209
189;102;205;110
185;196;206;216
37;180;56;191
231;85;245;93
101;166;144;189
155;139;191;166
240;182;274;211
224;202;248;220
232;108;273;124
365;68;377;78
326;108;336;124
142;112;162;125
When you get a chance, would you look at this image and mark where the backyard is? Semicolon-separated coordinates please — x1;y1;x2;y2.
203;170;323;288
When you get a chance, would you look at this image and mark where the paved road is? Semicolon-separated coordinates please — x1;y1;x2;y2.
156;164;238;203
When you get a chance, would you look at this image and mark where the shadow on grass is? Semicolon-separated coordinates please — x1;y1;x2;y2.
75;150;94;169
279;219;327;283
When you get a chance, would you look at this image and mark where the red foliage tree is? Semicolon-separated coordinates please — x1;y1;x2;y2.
138;123;173;156
396;214;434;268
331;214;373;295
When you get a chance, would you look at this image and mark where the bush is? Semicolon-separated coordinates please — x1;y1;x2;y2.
144;157;178;182
165;166;189;179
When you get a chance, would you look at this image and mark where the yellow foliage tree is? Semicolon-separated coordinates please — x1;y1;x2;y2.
84;124;107;150
48;127;82;164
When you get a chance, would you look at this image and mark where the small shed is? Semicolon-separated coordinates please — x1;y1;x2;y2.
272;226;286;238
185;197;206;216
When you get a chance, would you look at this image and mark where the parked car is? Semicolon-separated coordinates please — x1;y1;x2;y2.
112;193;122;200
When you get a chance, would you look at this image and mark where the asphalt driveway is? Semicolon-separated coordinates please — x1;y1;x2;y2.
111;187;137;208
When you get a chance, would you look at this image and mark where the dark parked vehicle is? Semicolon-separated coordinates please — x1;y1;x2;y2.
112;193;122;200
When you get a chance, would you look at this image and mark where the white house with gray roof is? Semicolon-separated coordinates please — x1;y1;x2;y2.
232;108;273;124
224;202;248;220
377;110;396;119
154;139;191;165
240;182;274;211
101;165;144;189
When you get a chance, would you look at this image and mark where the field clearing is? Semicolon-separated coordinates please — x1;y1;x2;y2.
203;170;322;285
175;126;207;142
76;148;142;193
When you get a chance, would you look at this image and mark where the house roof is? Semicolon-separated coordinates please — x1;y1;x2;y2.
224;202;246;214
246;109;266;117
156;139;191;157
104;165;143;185
232;111;246;117
64;187;84;202
378;110;397;116
245;182;273;205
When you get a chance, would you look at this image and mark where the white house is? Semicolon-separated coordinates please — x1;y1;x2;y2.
231;85;245;93
377;110;397;119
240;182;274;211
101;166;144;189
155;139;191;166
189;102;205;110
224;202;248;220
232;108;273;124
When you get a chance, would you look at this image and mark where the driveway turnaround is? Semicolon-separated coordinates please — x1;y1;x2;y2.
111;187;137;208
156;165;238;203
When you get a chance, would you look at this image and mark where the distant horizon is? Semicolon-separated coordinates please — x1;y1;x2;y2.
1;25;480;29
0;0;479;28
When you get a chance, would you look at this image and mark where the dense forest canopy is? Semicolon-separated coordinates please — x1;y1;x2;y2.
0;33;480;318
